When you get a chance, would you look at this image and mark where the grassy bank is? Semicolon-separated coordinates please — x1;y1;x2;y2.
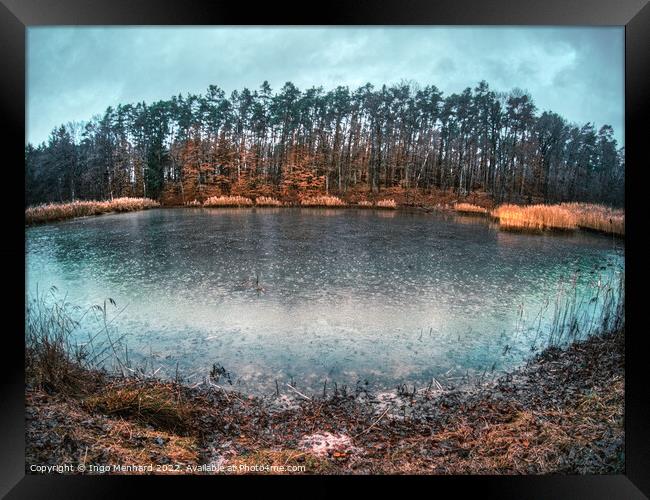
25;292;624;475
25;197;160;225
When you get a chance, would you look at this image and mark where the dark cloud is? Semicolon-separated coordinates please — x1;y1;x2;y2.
27;26;624;146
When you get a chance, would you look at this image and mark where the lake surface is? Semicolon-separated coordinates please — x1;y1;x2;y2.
26;208;624;395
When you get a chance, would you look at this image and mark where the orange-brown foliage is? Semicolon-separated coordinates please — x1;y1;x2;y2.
281;166;326;203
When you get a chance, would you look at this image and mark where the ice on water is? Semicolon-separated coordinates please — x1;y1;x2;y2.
26;208;624;395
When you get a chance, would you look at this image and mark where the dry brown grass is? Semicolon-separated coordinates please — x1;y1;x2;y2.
421;410;574;474
227;449;334;474
98;419;200;471
25;291;106;395
380;330;624;474
25;340;89;396
203;195;253;207
255;196;284;207
357;200;373;208
25;197;160;224
454;202;488;214
425;380;624;474
26;389;200;473
492;204;578;232
300;195;346;207
376;199;397;209
561;202;624;236
84;382;196;435
184;199;202;207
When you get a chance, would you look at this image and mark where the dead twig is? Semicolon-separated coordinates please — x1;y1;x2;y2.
354;406;390;438
286;383;311;401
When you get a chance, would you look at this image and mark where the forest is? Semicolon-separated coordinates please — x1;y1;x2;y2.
25;80;624;208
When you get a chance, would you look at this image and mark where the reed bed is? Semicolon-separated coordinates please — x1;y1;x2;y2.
454;203;488;214
357;200;373;208
203;195;253;207
560;203;624;236
491;204;578;232
25;197;160;225
184;199;202;207
376;199;397;210
491;202;624;235
255;196;284;207
300;195;346;207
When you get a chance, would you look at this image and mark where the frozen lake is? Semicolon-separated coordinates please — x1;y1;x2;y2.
26;207;624;395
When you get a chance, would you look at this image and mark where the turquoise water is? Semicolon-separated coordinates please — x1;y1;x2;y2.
26;208;624;394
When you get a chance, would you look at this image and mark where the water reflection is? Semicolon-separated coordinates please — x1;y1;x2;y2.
451;213;497;229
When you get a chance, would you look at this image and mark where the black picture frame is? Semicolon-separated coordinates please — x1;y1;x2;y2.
2;0;647;497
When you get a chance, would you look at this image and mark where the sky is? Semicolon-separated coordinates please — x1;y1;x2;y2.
27;26;624;146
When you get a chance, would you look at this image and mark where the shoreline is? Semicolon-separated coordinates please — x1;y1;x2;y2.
24;201;448;227
26;328;624;475
25;198;624;238
24;197;160;226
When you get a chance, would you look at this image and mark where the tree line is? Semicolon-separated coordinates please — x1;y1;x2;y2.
25;80;624;207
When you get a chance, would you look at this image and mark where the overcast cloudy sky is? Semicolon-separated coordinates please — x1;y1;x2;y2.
27;26;624;146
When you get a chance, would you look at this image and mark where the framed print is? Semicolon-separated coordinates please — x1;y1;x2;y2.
1;0;648;497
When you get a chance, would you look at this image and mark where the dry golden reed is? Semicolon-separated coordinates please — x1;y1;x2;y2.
25;197;159;224
357;200;373;208
300;195;346;207
492;202;624;235
255;196;284;207
85;384;194;434
376;199;397;209
491;204;577;231
203;195;253;207
560;202;624;236
454;203;488;214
